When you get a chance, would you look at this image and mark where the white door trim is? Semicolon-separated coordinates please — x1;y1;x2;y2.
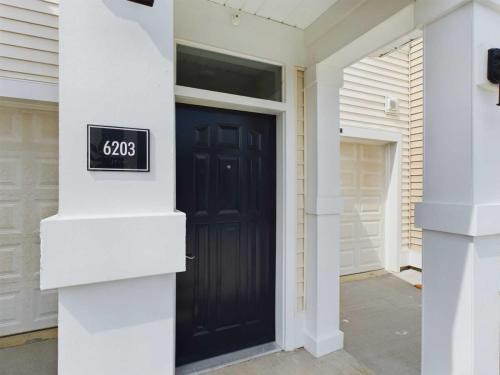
340;125;402;273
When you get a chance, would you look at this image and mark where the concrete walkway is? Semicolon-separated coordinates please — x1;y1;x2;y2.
207;348;375;375
0;272;421;375
340;273;421;375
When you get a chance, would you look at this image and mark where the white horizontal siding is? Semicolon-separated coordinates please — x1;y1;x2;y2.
340;45;411;252
0;0;59;82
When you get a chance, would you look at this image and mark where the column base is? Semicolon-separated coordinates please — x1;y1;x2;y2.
58;274;176;375
304;329;344;358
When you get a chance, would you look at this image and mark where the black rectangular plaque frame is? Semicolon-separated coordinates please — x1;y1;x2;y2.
87;124;150;172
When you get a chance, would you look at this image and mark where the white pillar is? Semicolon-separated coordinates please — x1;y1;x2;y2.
303;64;344;357
40;1;185;374
416;2;500;374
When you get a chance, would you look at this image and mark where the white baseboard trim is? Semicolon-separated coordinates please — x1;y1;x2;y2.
292;311;306;350
400;248;422;270
303;329;344;358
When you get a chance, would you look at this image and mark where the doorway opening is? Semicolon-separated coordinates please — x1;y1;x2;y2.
338;38;423;375
175;104;277;366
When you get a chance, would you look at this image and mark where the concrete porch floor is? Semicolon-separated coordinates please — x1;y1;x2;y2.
0;272;421;375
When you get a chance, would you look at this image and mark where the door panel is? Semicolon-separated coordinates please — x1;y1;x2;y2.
340;142;386;276
176;104;276;365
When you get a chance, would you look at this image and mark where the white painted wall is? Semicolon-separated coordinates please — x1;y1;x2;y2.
41;1;184;374
416;2;500;374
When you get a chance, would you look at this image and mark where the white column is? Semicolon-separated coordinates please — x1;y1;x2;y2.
416;2;500;374
303;64;344;357
40;1;185;375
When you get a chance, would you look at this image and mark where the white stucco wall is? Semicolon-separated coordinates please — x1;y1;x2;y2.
42;1;184;374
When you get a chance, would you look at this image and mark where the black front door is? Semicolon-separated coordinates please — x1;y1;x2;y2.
175;104;276;366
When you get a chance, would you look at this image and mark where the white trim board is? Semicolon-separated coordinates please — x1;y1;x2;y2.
0;77;58;103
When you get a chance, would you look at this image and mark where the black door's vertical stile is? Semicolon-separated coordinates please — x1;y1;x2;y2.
175;104;276;366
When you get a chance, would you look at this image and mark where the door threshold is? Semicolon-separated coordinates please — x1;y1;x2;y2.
175;342;280;375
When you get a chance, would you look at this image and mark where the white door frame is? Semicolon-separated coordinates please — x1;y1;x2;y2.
174;82;297;353
340;125;402;273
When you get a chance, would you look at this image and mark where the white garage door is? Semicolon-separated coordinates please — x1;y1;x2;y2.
0;102;59;336
340;142;386;276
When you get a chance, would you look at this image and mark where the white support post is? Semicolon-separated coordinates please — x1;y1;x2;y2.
416;2;500;374
40;1;185;374
303;64;344;358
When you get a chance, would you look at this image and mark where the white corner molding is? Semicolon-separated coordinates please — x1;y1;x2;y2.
0;77;58;103
416;202;500;237
41;212;186;290
414;0;471;26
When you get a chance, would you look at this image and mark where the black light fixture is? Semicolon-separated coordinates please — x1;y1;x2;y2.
128;0;154;6
487;48;500;106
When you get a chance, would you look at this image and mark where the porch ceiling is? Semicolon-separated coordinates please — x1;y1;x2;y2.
206;0;340;29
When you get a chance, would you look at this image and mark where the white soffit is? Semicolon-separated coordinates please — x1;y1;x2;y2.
207;0;340;29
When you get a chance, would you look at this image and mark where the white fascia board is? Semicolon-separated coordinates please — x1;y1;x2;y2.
414;0;471;26
304;0;367;46
306;0;415;66
0;77;58;103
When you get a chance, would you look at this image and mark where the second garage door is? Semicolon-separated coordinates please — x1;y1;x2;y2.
340;141;386;276
0;101;59;337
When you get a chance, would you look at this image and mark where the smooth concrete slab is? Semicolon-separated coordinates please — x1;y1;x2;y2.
206;348;375;375
340;273;421;375
0;339;57;375
0;273;423;375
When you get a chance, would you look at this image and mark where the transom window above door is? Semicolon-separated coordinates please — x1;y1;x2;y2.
176;44;283;102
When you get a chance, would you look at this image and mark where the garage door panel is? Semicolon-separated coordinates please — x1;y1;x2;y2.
0;288;23;335
358;197;383;214
0;103;58;336
360;144;384;161
359;247;384;268
0;156;22;189
360;172;384;189
340;173;356;192
358;220;382;238
342;196;357;215
28;199;57;234
340;141;385;276
32;286;57;325
0;110;23;143
35;158;58;188
340;142;357;160
340;222;355;239
32;112;58;144
0;201;23;235
340;250;355;272
0;242;23;283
